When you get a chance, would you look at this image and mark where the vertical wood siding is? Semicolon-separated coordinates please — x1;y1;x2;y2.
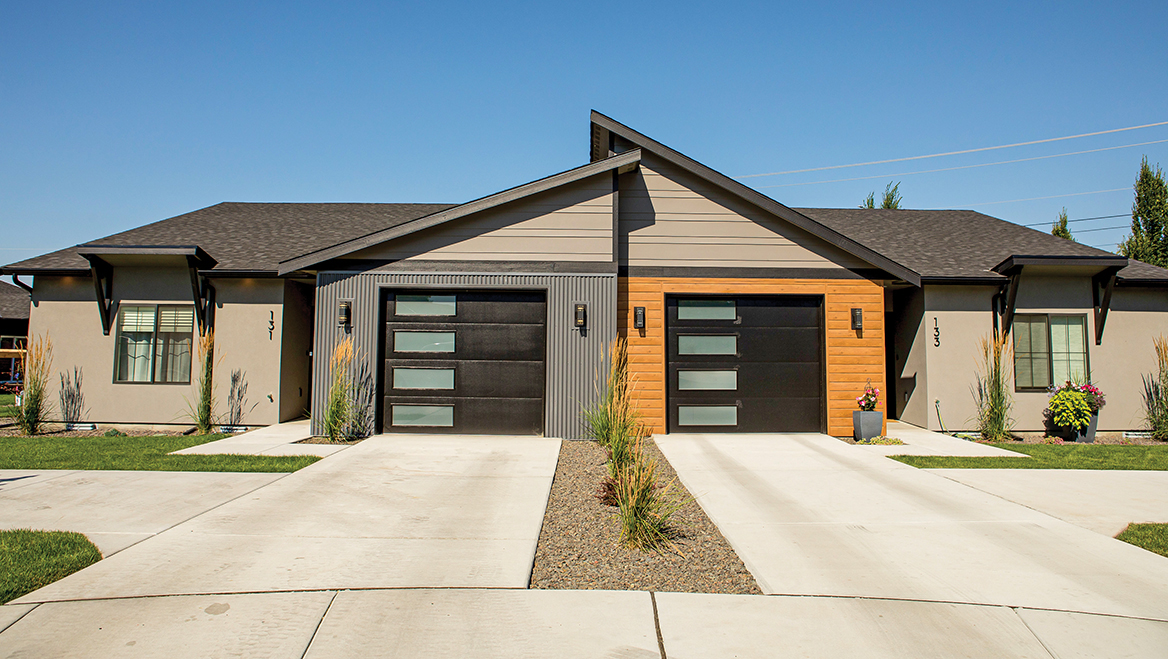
314;271;616;439
619;276;886;437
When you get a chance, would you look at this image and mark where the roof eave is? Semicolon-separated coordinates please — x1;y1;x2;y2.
589;111;923;287
276;149;644;276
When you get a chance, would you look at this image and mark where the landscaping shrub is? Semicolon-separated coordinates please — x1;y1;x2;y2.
346;360;377;440
1142;335;1168;442
185;330;216;435
584;338;639;450
225;369;256;427
16;334;53;435
612;433;683;552
59;366;85;425
973;333;1014;441
324;337;354;442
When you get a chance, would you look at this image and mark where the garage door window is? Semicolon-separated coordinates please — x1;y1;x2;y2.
678;370;737;390
678;406;738;426
393;368;455;390
392;405;455;427
678;335;737;355
678;299;736;320
396;294;456;316
394;331;455;353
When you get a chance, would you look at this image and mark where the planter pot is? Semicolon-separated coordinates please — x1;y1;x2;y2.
1055;412;1098;443
853;410;883;441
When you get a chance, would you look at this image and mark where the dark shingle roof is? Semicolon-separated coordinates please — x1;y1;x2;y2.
793;208;1168;283
1;202;456;274
0;281;30;320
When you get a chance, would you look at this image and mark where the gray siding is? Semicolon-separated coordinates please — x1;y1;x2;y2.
313;271;617;439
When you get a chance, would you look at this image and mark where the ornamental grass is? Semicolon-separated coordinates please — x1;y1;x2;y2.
973;333;1014;442
324;337;355;442
16;334;53;435
1143;335;1168;442
185;330;216;435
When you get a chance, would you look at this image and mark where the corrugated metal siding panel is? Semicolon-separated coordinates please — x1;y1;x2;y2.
313;271;616;439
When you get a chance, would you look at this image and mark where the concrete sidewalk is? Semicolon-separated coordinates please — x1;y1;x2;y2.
4;588;1168;658
13;435;561;602
932;468;1168;536
859;420;1024;457
0;469;284;555
172;419;345;457
656;433;1168;621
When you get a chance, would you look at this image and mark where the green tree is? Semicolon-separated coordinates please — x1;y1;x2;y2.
860;181;902;209
1052;207;1074;240
1118;156;1168;267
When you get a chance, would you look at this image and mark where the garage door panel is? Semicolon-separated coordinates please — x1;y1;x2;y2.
669;329;820;362
669;397;822;433
383;397;543;435
670;300;821;329
385;360;545;398
385;324;546;362
387;292;546;325
669;362;821;398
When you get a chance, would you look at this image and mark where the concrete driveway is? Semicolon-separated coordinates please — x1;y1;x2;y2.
655;433;1168;622
11;435;560;602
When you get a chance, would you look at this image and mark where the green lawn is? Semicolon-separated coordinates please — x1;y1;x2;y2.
0;434;319;472
891;443;1168;470
1116;523;1168;558
0;393;15;418
1;529;102;603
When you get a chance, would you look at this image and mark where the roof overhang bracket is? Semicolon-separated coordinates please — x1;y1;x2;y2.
10;274;32;295
997;266;1023;338
1092;266;1122;345
187;256;216;336
82;256;115;336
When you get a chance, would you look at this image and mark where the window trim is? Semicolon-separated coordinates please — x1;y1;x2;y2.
1013;313;1090;392
112;304;197;385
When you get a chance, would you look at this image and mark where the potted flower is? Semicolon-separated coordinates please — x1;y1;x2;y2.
853;382;882;442
1045;381;1105;443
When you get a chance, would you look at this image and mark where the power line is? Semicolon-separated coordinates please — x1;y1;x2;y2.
1022;213;1128;227
1069;225;1130;234
738;120;1168;178
755;139;1168;190
964;188;1129;207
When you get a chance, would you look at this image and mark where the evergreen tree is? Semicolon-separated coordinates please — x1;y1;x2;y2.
1118;156;1168;267
1052;207;1074;240
860;182;902;209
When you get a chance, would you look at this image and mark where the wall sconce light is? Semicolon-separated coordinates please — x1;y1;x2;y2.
633;306;646;329
338;300;352;327
574;303;587;329
850;308;863;330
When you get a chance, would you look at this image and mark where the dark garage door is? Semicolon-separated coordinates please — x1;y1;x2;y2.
667;295;823;433
382;290;546;434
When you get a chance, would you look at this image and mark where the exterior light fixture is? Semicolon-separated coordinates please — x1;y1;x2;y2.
338;300;352;327
850;308;863;330
633;306;646;329
574;303;587;329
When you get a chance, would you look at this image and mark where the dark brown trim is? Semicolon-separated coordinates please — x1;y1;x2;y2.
922;276;1007;285
326;259;618;275
589;111;923;287
999;268;1022;338
10;275;32;295
82;256;115;336
619;266;879;280
198;269;280;278
78;244;217;269
1092;266;1121;345
992;254;1127;273
0;268;89;277
277;150;642;275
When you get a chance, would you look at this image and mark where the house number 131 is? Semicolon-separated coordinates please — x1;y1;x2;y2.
933;318;940;347
269;311;275;340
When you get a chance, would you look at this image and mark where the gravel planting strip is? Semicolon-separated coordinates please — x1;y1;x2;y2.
530;438;760;594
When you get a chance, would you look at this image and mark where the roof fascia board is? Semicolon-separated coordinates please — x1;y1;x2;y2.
277;149;643;276
0;267;89;277
77;244;218;269
992;254;1129;273
589;111;922;287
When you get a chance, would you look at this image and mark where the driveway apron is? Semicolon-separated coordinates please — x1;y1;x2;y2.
12;435;560;603
655;433;1168;621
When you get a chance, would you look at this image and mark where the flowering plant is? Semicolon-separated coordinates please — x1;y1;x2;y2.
856;384;879;411
1048;381;1106;413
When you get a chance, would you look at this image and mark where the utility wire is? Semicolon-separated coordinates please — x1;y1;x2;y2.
1068;225;1130;234
964;188;1128;206
755;139;1168;189
738;120;1168;178
1022;213;1128;227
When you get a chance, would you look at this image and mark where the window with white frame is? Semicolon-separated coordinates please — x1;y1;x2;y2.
1013;314;1088;390
114;305;195;383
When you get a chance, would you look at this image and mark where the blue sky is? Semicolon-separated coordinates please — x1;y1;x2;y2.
3;0;1167;278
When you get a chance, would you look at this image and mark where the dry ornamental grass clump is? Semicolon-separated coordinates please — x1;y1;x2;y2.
16;334;53;435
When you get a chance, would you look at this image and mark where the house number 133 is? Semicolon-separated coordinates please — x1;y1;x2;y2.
933;318;940;347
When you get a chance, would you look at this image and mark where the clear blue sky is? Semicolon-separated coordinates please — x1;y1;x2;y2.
4;0;1167;278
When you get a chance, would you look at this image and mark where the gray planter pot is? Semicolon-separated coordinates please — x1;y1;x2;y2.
853;410;883;441
1056;412;1098;443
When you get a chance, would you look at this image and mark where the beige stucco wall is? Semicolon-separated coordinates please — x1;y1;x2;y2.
889;287;928;427
28;272;311;427
905;277;1168;432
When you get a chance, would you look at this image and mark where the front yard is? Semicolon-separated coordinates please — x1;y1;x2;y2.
1;529;102;604
892;443;1168;470
0;434;318;472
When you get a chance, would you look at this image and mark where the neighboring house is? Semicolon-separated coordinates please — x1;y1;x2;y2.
4;112;1168;435
0;281;31;384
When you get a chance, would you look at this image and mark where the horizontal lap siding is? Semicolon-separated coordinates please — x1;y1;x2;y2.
619;277;886;437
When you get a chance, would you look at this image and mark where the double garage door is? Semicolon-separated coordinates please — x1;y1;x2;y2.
667;295;824;433
381;290;546;434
